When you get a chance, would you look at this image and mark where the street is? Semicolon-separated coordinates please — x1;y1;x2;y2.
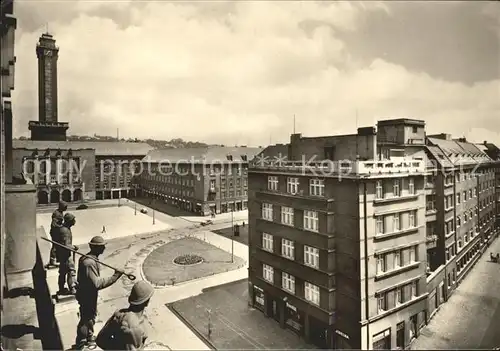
410;237;500;350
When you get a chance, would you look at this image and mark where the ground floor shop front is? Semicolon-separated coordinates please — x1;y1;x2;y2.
249;282;335;349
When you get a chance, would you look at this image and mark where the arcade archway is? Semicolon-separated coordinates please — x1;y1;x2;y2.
50;190;60;204
37;191;49;205
62;189;72;202
73;188;83;202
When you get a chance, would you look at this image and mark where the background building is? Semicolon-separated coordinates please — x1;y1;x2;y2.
247;119;500;350
139;146;262;215
11;31;153;205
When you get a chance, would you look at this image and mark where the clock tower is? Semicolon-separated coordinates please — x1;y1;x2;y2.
29;32;69;141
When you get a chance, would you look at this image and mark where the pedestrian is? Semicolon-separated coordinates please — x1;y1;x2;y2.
47;201;67;267
74;236;123;349
56;212;77;295
95;280;155;350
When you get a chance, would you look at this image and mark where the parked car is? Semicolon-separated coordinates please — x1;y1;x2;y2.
140;208;148;214
76;204;88;210
200;219;213;226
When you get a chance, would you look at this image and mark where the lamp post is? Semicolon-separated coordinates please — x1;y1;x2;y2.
152;187;156;225
231;208;234;263
206;308;212;338
134;202;137;215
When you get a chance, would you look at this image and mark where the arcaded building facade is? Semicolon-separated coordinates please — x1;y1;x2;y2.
248;121;429;350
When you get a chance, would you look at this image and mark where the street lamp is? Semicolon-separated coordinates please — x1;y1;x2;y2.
134;202;137;215
152;187;156;225
206;308;212;338
231;208;234;263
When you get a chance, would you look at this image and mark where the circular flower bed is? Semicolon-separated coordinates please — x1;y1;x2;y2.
173;254;204;266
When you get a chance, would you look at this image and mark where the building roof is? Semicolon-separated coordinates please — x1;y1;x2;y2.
377;118;426;126
12;139;154;156
425;146;454;169
142;146;263;163
427;137;491;167
258;144;289;159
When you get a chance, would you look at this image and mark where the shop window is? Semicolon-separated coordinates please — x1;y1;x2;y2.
372;328;391;350
396;322;405;350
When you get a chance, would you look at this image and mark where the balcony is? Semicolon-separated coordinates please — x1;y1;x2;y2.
250;159;425;178
426;235;438;249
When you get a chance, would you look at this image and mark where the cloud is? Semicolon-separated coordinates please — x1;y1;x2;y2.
12;1;500;146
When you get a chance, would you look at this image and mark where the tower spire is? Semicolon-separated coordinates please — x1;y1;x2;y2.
46;22;49;34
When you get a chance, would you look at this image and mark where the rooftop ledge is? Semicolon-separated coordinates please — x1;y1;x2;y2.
250;159;426;177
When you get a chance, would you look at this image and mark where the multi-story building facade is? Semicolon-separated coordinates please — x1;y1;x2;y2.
138;146;262;215
248;119;500;350
423;135;498;314
479;142;500;237
12;140;153;204
248;123;429;350
1;0;17;309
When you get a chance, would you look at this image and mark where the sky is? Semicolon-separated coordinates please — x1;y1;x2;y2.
12;0;500;146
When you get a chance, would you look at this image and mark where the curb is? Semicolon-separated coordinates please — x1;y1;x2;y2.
166;304;217;350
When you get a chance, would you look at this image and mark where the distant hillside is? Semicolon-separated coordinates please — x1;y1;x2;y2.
15;135;220;149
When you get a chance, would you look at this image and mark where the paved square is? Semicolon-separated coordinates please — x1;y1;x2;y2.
36;206;171;246
169;279;317;350
142;237;245;285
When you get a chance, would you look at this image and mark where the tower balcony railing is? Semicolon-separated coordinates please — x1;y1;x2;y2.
250;158;426;177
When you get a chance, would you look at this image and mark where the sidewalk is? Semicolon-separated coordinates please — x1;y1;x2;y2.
410;236;500;349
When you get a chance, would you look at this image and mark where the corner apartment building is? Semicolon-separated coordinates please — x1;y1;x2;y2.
138;146;262;215
248;120;429;350
13;140;153;203
479;142;500;236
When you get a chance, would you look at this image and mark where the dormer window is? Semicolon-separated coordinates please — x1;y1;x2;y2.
241;155;248;161
226;155;233;161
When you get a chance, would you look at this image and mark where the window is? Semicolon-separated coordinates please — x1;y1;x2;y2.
376;180;384;199
282;272;295;293
262;233;273;252
409;210;417;227
287;177;299;194
463;191;467;201
396;286;404;305
304;282;320;305
393;213;401;231
456;193;461;204
410;281;418;297
393;179;400;197
262;203;273;221
304;246;319;268
373;329;391;350
464;213;468;223
409;246;417;262
210;179;216;191
309;179;325;196
304;210;319;232
408;178;415;195
281;206;294;225
426;195;435;211
376;216;385;234
263;264;274;283
268;176;278;191
456;216;461;227
377;294;386;312
281;238;295;259
394;251;402;268
377;255;386;274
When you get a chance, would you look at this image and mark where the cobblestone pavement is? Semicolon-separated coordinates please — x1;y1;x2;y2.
142;237;245;285
410;237;500;350
170;279;317;350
